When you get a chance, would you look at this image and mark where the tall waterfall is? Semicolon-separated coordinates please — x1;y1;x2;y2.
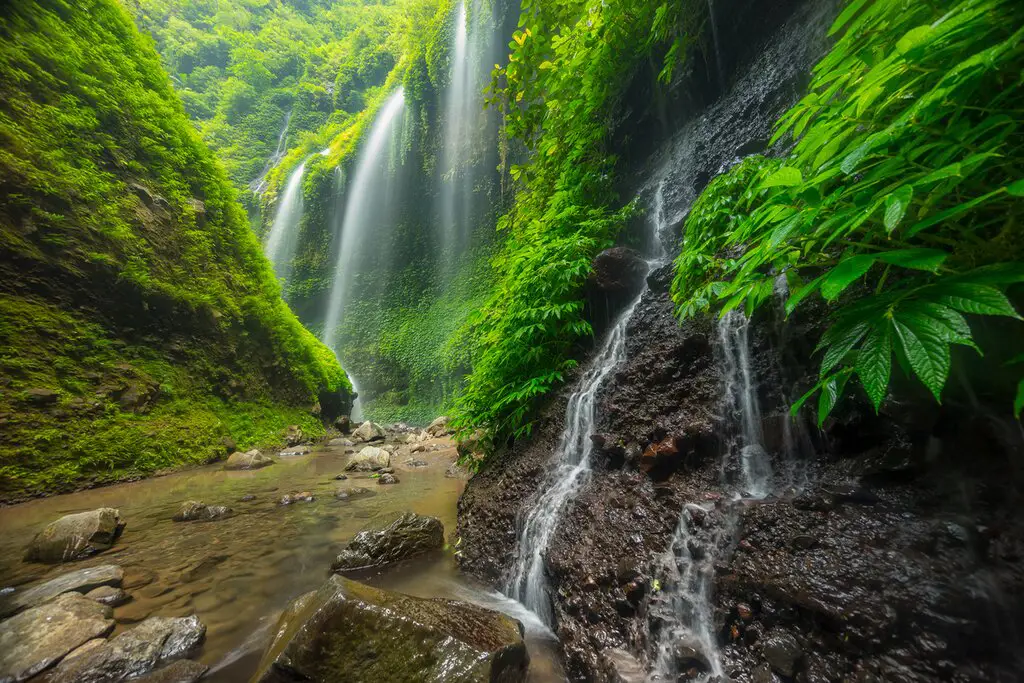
263;160;306;284
321;89;407;415
439;0;499;269
507;183;674;625
250;110;292;194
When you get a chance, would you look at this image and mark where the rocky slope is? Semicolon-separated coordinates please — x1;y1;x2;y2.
0;0;350;500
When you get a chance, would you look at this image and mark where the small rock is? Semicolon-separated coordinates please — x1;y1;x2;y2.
0;564;124;617
25;508;126;563
410;444;426;454
279;492;315;506
23;387;60;405
328;438;354;447
673;638;711;672
378;474;399;485
84;585;130;607
737;603;753;621
279;445;311;457
285;425;304;447
348;487;373;496
761;628;802;677
333;474;348;481
0;593;114;682
345;446;390;472
405;459;428;468
445;461;469;479
172;501;232;522
224;450;274;471
379;467;395;474
239;494;257;502
603;648;646;683
426;416;451;437
132;659;208;683
331;513;444;573
790;534;818;550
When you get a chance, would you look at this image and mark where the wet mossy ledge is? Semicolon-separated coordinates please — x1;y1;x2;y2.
0;0;351;501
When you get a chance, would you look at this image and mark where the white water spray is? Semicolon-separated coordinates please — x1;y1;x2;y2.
263;160;306;284
321;89;407;417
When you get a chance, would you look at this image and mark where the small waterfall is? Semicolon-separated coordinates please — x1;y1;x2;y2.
705;0;726;92
719;311;772;498
321;89;407;415
250;110;292;194
262;160;306;284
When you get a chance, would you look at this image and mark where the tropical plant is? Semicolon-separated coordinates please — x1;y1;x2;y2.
671;0;1024;424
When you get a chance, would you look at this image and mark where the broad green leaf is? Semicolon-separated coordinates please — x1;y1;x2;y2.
785;273;825;316
820;254;877;301
937;284;1022;319
856;322;892;411
896;25;932;54
761;167;803;189
883;185;913;232
829;0;870;35
817;371;851;426
1007;179;1024;196
918;163;962;185
876;248;947;273
1016;380;1024;420
820;320;869;376
893;318;950;402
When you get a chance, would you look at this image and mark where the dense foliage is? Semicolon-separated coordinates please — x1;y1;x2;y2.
0;0;349;497
671;0;1024;422
452;0;701;441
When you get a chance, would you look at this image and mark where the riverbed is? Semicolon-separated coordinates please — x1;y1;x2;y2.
0;437;564;682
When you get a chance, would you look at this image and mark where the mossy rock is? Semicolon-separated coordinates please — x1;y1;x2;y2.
252;575;529;683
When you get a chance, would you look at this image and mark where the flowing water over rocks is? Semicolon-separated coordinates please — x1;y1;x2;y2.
0;432;565;682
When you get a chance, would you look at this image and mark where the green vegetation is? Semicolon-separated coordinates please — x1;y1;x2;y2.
452;0;700;440
0;0;349;498
671;0;1024;422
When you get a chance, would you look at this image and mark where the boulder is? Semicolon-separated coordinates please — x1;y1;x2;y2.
761;628;802;677
588;246;648;297
331;513;444;573
47;615;206;683
0;592;114;682
84;585;130;607
284;425;304;447
279;445;311;457
426;416;451;437
0;564;123;617
172;501;232;522
131;660;208;683
351;421;385;443
252;575;528;683
344;446;390;472
377;473;399;485
224;450;274;471
333;415;352;434
25;508;126;563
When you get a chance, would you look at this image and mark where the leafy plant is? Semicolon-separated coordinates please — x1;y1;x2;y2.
671;0;1024;424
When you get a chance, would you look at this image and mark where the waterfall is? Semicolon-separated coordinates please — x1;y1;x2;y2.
262;160;306;284
719;310;772;498
507;184;674;625
250;110;292;194
438;0;499;270
705;0;726;92
321;89;407;416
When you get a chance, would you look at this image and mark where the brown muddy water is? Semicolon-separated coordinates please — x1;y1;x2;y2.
0;440;565;682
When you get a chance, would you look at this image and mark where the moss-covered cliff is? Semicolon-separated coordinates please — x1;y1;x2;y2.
0;0;351;500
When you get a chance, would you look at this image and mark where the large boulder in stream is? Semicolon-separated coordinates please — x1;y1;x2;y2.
252;575;529;683
344;446;390;472
426;415;451;437
0;564;124;617
331;512;444;573
47;615;206;683
224;449;274;471
351;421;385;443
24;508;126;563
0;592;114;682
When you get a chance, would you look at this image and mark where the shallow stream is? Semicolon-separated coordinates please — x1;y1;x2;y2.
0;440;564;682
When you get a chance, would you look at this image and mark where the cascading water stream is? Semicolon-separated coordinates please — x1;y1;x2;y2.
250;111;292;194
321;89;407;418
262;159;306;283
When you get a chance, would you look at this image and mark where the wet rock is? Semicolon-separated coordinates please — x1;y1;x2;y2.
25;508;126;563
328;438;354;447
761;628;802;677
333;415;352;434
0;564;123;617
790;534;818;550
336;486;374;500
674;637;712;672
84;585;130;607
333;474;348;480
344;446;390;472
284;425;304;447
278;492;315;506
379;467;395;474
117;381;159;413
640;437;681;478
602;648;646;683
178;555;229;583
279;445;311;457
405;459;429;468
377;473;399;485
426;415;451;437
410;443;426;454
351;421;385;443
0;592;114;682
172;501;232;522
224;450;274;471
331;512;444;573
252;575;528;683
47;615;206;683
23;387;59;406
132;659;208;683
239;494;257;502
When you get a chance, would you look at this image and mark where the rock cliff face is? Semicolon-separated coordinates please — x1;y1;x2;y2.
456;1;1024;680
